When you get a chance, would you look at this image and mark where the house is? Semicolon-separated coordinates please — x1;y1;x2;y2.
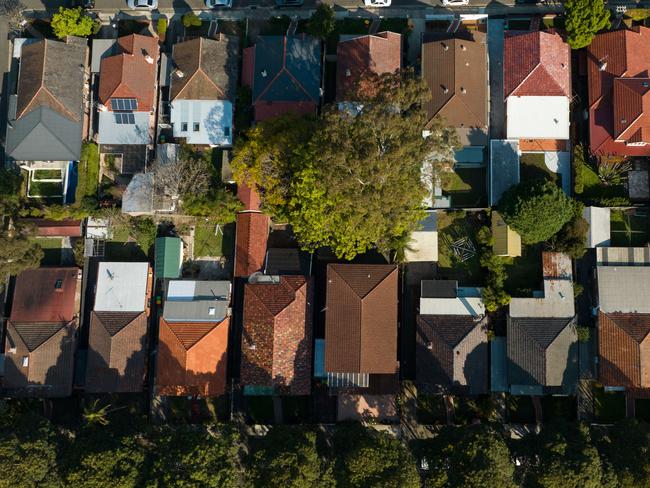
155;237;183;279
504;31;571;144
242;35;321;122
240;275;313;395
491;211;521;257
421;32;488;150
583;206;611;248
404;212;438;263
416;280;488;395
587;26;650;156
85;262;152;393
5;37;87;195
3;268;79;397
504;252;578;395
264;248;312;276
419;279;485;317
234;211;270;278
156;280;231;396
336;32;401;102
97;34;159;173
169;36;238;146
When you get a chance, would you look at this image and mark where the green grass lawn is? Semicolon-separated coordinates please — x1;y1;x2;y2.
541;396;577;421
104;223;148;261
504;244;543;296
29;180;63;198
417;394;447;424
75;142;100;204
33;238;62;265
594;387;626;423
194;223;234;258
519;152;561;187
32;169;62;180
580;162;628;204
441;168;487;208
437;211;484;286
610;209;650;247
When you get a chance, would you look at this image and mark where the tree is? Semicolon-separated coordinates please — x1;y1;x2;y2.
306;4;336;39
547;216;589;259
128;217;157;255
335;424;419;488
182;12;202;28
147;426;241;488
233;71;459;259
421;426;516;488
477;225;511;312
0;229;43;282
181;189;241;221
152;152;212;204
248;427;334;488
565;0;610;49
595;420;650;487
499;180;575;244
51;7;95;39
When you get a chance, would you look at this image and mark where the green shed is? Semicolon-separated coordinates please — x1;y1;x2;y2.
155;237;183;279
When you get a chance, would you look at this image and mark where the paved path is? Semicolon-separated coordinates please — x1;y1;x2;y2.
487;17;504;140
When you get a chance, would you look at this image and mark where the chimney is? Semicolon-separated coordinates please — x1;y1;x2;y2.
145;54;154;64
175;70;185;78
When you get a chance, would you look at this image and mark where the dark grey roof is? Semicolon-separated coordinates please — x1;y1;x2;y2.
100;144;147;174
421;280;458;299
264;248;311;275
93;311;143;336
11;322;67;352
6;104;83;161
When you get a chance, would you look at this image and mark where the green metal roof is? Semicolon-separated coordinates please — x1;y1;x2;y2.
155;237;182;279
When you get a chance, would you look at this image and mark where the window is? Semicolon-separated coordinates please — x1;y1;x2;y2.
114;113;135;124
22;356;29;367
54;279;63;289
193;122;200;132
181;122;188;132
110;98;138;111
224;126;231;137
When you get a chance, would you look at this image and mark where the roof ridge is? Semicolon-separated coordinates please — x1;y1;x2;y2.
184;322;221;351
602;311;650;344
13;320;69;353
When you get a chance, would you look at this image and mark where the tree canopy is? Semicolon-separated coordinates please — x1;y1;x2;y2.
51;7;95;39
232;71;459;259
306;4;336;39
499;180;576;244
564;0;611;49
0;228;43;282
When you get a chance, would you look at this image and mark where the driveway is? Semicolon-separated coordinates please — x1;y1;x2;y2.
487;18;504;139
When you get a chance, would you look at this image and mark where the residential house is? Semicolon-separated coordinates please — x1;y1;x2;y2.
416;280;488;395
234;184;270;278
503;252;578;395
241;275;313;395
97;34;159;174
156;280;231;397
504;31;571;147
323;264;399;421
596;255;650;391
242;35;321;122
85;262;152;393
5;37;87;198
587;26;650;156
3;268;80;397
336;32;401;103
491;211;521;257
169;35;239;146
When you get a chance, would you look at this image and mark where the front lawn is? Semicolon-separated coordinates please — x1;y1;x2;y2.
417;394;447;424
519;152;560;186
32;169;62;180
437;211;485;286
594;386;626;423
194;222;234;258
610;209;650;247
541;396;577;421
33;238;62;265
441;168;487;208
29;180;63;199
504;244;543;297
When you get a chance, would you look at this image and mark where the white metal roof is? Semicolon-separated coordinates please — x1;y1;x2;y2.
94;262;149;312
506;96;570;140
171;99;233;146
420;296;485;317
98;111;151;145
509;279;575;318
583;206;611;248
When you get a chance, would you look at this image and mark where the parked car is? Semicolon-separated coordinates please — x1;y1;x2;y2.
205;0;233;7
442;0;469;5
275;0;304;6
364;0;391;6
126;0;158;9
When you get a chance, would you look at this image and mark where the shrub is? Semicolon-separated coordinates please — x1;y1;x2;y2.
577;326;590;343
573;144;586;195
182;12;202;28
306;4;336;39
625;8;650;21
157;17;167;37
51;7;94;39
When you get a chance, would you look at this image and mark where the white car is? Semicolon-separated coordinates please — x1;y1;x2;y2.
127;0;158;9
364;0;391;6
442;0;469;5
206;0;233;7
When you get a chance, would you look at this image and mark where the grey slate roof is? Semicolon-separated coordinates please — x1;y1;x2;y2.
164;280;231;323
507;316;578;392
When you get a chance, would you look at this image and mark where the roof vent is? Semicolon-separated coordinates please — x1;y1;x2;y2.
345;68;351;77
442;42;448;51
175;70;185;78
261;70;267;78
461;87;466;94
561;63;566;69
621;118;627;125
465;62;469;67
144;54;154;64
599;61;607;71
249;343;256;350
460;44;466;51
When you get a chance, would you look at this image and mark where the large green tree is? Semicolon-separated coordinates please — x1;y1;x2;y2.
306;4;336;40
248;427;334;488
565;0;611;49
0;229;43;281
232;71;459;259
51;7;95;39
594;419;650;488
499;180;575;244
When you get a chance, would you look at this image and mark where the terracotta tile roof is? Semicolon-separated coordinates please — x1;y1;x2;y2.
421;32;487;131
324;264;398;374
336;32;402;101
10;268;78;323
170;35;238;102
3;320;76;397
234;212;269;278
98;34;159;112
85;311;148;393
241;276;313;395
156;318;229;396
587;26;650;156
612;77;650;143
237;182;262;211
504;31;570;98
19;218;82;237
598;311;650;388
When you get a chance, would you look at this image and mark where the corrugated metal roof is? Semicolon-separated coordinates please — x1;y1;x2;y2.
164;280;231;322
155;237;182;279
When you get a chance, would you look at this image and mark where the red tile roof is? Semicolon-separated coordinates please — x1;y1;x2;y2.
324;264;398;374
241;276;313;395
98;34;159;112
20;219;82;237
10;268;78;323
156;318;229;396
587;26;650;156
253;101;317;122
234;212;269;278
237;182;261;211
336;32;402;101
504;31;570;98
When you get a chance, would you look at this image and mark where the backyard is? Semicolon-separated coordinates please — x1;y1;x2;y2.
504;244;543;297
104;219;153;261
594;386;626;423
33;237;62;265
541;396;577;421
580;160;628;205
610;209;650;247
506;394;536;424
519;152;560;186
194;222;234;258
441;168;487;208
437;211;486;286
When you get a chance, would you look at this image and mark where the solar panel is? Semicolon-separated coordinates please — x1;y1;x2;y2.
114;113;135;124
110;98;137;111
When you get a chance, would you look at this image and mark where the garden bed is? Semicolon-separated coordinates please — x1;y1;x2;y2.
32;169;62;180
580;161;628;205
610;209;650;247
29;180;63;198
594;386;626;423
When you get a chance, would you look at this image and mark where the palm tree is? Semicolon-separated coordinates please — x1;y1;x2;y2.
83;399;111;427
